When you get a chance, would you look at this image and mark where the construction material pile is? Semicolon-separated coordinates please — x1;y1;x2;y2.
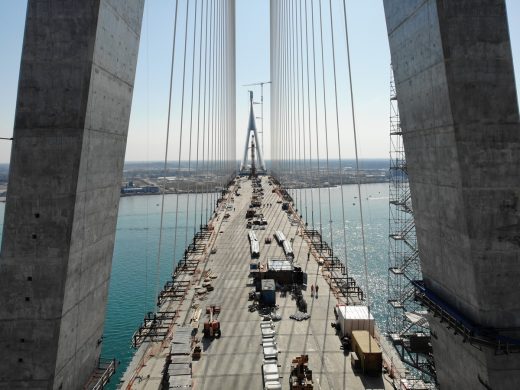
289;355;313;389
289;311;310;321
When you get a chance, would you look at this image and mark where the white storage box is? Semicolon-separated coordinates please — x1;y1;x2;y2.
336;305;375;337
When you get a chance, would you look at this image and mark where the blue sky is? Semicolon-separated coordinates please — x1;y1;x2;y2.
0;1;519;163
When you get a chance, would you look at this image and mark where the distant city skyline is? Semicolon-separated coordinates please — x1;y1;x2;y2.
0;1;519;164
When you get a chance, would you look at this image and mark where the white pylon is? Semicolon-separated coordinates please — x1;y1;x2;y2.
240;91;266;173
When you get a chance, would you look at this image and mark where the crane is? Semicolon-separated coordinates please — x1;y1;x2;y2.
242;81;271;157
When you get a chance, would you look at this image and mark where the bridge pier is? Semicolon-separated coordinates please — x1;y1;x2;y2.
0;1;144;388
383;1;520;388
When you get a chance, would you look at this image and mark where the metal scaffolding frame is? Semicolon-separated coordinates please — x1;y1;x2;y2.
387;67;437;384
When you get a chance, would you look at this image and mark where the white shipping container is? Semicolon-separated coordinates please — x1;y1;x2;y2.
337;305;375;337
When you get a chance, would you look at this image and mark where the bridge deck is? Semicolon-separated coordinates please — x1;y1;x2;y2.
120;176;397;389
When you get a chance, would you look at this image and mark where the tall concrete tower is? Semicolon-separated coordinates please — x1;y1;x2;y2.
383;1;520;388
240;91;266;173
0;1;144;388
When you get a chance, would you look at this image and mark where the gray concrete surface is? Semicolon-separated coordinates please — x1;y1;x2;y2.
383;1;520;388
0;1;144;388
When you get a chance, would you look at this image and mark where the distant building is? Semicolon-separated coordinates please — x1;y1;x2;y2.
121;185;160;195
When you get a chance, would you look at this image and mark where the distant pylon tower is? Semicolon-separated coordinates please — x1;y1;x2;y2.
240;91;266;174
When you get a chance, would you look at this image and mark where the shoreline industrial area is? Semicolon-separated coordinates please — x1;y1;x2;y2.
119;169;389;196
0;160;390;201
119;159;390;196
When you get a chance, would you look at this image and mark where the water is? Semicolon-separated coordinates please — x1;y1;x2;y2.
0;183;390;387
290;183;390;323
100;192;216;388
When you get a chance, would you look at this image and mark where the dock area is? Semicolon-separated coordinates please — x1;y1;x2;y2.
119;176;401;390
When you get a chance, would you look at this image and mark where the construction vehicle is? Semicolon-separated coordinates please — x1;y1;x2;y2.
289;355;313;389
203;305;221;339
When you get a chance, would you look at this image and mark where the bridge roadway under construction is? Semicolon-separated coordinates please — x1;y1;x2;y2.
120;176;403;390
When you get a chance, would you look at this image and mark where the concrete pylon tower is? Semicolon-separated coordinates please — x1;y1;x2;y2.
240;91;266;173
0;1;144;388
383;1;520;389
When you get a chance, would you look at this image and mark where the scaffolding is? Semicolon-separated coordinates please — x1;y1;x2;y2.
387;67;437;383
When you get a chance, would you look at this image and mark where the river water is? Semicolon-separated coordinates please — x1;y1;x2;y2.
0;182;390;388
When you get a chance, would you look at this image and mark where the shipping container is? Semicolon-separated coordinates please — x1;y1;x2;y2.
266;259;294;284
336;305;375;337
351;330;382;376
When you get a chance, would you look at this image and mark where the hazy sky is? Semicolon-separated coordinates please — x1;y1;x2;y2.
0;1;519;163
